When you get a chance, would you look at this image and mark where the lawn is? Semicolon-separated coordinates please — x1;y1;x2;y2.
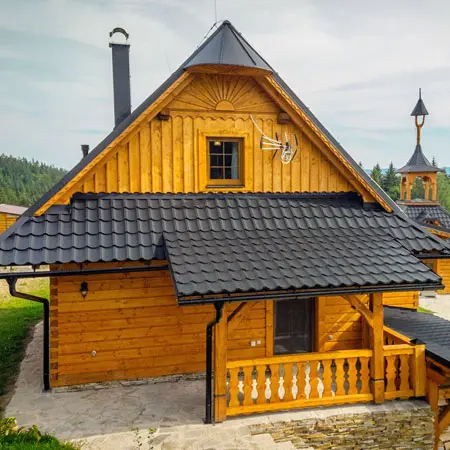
0;277;49;415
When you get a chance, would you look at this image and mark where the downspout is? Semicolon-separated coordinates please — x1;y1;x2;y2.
7;278;50;391
205;301;224;424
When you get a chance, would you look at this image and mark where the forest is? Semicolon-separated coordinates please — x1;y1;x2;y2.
370;161;450;211
0;154;66;206
0;153;449;212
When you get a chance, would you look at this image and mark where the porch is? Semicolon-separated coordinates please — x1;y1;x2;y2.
6;321;433;449
211;293;427;423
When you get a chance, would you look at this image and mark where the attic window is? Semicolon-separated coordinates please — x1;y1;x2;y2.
207;138;243;187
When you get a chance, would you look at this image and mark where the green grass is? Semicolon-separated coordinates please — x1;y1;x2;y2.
418;306;434;314
0;278;49;412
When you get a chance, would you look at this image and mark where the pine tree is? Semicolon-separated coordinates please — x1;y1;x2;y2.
381;162;400;200
411;177;425;200
432;156;438;167
370;163;383;186
0;154;66;206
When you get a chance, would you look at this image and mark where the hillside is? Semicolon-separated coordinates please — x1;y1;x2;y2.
0;154;66;207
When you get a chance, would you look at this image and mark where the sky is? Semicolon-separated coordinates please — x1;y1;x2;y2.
1;0;450;171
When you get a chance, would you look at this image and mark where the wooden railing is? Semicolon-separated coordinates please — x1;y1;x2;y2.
226;344;426;417
383;344;426;399
226;349;373;416
384;326;411;346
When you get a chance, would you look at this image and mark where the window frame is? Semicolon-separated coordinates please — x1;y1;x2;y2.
206;137;244;187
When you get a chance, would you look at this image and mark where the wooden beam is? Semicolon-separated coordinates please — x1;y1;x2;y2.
265;301;274;357
427;378;440;450
439;403;450;435
214;305;228;423
369;293;384;403
343;295;373;328
412;344;426;397
227;302;257;334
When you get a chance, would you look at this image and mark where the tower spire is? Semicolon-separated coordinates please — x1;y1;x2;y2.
410;88;429;145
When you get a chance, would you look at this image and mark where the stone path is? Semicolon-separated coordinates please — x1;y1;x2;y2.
420;293;450;320
3;319;438;449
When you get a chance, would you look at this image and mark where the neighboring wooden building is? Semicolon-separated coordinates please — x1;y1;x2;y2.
0;204;26;234
0;21;450;446
397;92;450;294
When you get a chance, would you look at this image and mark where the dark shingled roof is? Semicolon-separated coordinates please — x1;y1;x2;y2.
12;20;404;225
0;192;443;298
411;97;429;117
400;203;450;234
384;306;450;368
397;144;443;174
184;20;271;72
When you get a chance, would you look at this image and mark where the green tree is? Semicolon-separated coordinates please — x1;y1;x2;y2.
381;162;400;200
411;177;425;199
438;172;450;211
0;154;66;206
370;163;383;186
432;156;438;167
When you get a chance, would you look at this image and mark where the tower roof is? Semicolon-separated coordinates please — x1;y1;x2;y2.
397;144;443;173
411;91;429;117
183;20;272;73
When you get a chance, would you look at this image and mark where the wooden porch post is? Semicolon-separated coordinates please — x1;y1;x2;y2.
427;378;440;450
214;305;228;423
369;292;385;403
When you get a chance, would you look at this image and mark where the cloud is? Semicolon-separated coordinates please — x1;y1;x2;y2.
1;0;450;170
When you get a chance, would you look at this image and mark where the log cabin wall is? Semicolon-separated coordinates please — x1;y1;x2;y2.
437;259;450;294
0;212;19;234
423;258;450;295
50;261;368;386
382;291;419;309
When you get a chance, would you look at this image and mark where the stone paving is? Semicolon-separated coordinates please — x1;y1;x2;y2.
420;293;450;320
3;313;445;449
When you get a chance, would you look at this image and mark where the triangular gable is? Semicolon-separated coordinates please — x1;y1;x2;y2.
22;20;402;221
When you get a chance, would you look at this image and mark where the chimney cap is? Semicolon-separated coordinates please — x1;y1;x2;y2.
81;144;90;158
109;27;130;46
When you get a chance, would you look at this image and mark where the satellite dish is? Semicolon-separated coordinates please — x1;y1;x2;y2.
250;115;299;164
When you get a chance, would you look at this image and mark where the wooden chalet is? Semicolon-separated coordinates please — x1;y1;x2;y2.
0;204;26;234
397;92;450;295
1;21;450;446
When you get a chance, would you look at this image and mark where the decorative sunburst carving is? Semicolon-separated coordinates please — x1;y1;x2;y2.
168;74;278;113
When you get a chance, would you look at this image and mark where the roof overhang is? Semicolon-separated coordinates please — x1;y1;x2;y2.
177;282;445;306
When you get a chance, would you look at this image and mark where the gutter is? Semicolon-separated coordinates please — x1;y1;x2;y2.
7;278;50;391
417;253;450;260
0;265;169;280
179;282;444;306
205;302;224;424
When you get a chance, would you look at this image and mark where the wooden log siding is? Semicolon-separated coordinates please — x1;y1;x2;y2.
0;212;18;234
382;291;419;309
317;296;363;352
437;259;450;294
50;260;372;387
50;263;268;387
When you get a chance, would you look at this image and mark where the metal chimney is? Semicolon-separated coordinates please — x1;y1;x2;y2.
81;144;90;158
109;27;131;127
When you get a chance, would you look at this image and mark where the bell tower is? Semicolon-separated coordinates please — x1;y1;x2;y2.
397;89;443;203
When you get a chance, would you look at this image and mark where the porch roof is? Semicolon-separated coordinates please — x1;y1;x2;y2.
0;192;445;299
400;203;450;234
384;306;450;368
